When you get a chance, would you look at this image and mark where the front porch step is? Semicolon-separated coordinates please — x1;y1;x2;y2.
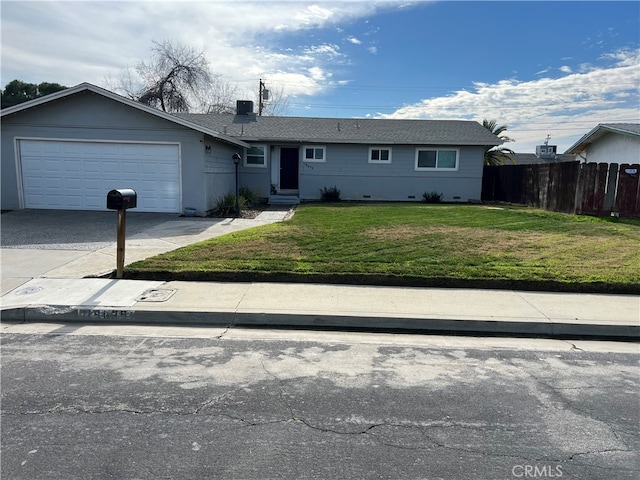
268;195;300;205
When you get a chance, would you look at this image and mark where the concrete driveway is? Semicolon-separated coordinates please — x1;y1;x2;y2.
0;208;292;295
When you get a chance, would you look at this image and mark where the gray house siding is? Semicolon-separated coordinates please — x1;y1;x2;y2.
238;146;272;199
202;141;273;211
1;91;213;213
202;136;243;213
298;144;485;202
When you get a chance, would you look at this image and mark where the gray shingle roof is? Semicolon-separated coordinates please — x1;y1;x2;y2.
174;113;502;146
513;153;577;165
0;83;250;149
601;123;640;136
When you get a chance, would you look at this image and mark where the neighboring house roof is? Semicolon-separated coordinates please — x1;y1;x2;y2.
175;113;503;146
513;153;576;165
565;123;640;154
0;82;250;148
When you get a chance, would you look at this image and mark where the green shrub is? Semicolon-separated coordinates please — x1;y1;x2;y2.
239;187;257;207
213;193;248;216
422;191;443;203
320;186;341;202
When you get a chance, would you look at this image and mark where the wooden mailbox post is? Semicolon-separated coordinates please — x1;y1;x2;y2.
106;189;137;279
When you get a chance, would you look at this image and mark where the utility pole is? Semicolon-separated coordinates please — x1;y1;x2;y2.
258;79;269;116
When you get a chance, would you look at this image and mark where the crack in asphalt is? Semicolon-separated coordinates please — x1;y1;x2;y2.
564;341;585;351
505;356;632;461
259;359;384;435
215;325;231;340
568;448;634;461
192;389;238;415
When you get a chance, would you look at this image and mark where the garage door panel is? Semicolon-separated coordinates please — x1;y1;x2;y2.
122;162;140;174
66;195;84;207
84;178;102;190
26;193;46;207
84;160;101;173
20;140;181;213
44;194;64;207
64;178;84;189
45;160;63;172
102;161;121;175
23;174;43;188
63;159;82;171
85;197;104;209
157;163;179;175
46;178;64;189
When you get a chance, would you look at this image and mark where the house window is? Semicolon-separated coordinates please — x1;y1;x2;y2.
415;148;459;171
369;147;392;164
246;145;267;168
303;145;326;162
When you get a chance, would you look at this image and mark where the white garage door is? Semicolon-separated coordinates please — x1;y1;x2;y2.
19;140;181;213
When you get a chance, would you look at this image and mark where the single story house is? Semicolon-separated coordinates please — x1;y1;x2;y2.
565;123;640;164
1;82;502;214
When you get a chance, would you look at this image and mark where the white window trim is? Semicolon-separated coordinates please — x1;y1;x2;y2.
303;145;326;163
245;144;267;168
414;148;460;171
368;146;392;164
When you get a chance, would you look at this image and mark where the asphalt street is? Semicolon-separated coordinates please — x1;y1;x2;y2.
1;324;638;480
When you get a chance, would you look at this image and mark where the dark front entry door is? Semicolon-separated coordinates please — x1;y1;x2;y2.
280;147;299;190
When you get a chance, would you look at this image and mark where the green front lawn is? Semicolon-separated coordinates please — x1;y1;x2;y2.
127;204;640;292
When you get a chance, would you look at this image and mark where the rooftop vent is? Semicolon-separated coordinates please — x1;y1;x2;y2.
536;144;557;158
536;134;557;158
236;100;254;115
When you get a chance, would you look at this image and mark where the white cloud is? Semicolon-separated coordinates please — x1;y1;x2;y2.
559;65;572;73
378;48;640;153
0;0;397;99
304;44;343;58
368;46;378;55
346;36;362;45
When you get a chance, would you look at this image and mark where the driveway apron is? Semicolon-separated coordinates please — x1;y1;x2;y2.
0;208;291;295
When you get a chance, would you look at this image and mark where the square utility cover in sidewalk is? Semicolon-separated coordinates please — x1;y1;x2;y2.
1;278;165;308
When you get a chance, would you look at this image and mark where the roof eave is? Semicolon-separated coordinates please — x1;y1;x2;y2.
0;82;250;149
227;137;502;146
565;124;640;154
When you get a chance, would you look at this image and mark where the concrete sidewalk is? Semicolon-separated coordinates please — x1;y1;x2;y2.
2;278;639;339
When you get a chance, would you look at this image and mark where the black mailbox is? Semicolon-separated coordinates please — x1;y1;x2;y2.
107;188;137;210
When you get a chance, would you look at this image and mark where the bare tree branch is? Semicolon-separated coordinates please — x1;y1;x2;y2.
133;40;213;112
260;83;291;116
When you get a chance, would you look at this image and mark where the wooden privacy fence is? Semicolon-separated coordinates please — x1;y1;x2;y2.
482;161;640;217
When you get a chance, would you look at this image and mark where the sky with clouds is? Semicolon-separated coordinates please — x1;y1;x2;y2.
1;0;639;153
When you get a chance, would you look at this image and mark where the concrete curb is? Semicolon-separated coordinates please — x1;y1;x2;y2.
3;306;639;341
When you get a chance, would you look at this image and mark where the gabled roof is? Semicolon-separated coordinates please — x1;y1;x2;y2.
0;82;249;148
1;81;501;147
565;123;640;154
175;113;503;146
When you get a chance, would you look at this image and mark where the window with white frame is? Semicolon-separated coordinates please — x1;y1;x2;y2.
415;148;459;170
369;146;392;164
303;145;326;162
246;145;267;167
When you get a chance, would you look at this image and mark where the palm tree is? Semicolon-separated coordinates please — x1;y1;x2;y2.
483;119;516;166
